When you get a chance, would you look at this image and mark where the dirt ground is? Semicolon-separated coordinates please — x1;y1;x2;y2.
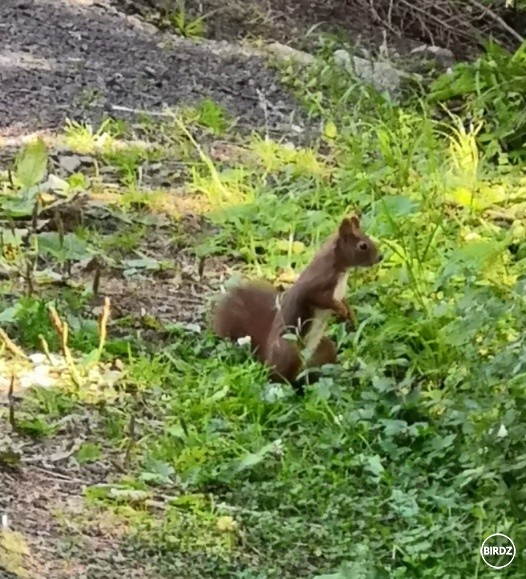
3;0;522;139
1;0;524;139
0;0;304;138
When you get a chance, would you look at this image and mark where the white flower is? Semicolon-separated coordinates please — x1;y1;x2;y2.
496;424;508;438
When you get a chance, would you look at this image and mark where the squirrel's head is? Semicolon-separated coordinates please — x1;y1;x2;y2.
336;214;382;268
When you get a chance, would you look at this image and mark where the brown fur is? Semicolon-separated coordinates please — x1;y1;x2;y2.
280;214;381;338
212;280;278;352
211;214;381;389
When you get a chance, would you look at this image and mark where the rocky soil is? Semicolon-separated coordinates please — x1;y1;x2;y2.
0;0;304;139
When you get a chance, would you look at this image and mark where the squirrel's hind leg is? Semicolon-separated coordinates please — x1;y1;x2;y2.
265;338;302;385
306;336;337;369
263;336;338;395
292;337;338;395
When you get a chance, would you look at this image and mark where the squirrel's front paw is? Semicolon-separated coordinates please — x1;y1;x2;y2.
343;303;357;331
333;301;349;320
334;301;356;330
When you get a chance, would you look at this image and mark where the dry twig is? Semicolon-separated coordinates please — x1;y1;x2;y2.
8;375;17;431
364;0;523;53
467;0;524;44
48;305;83;387
0;329;29;360
98;296;111;355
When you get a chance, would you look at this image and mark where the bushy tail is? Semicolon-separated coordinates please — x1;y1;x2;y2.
211;280;279;354
212;281;338;387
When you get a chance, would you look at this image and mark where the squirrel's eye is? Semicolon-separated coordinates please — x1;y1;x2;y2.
358;241;368;251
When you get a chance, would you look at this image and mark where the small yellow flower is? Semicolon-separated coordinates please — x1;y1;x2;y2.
216;516;237;532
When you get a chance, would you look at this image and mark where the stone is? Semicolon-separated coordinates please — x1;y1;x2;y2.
410;44;455;70
59;155;82;173
334;49;401;98
264;42;316;66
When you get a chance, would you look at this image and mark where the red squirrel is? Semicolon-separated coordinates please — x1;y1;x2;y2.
212;214;382;388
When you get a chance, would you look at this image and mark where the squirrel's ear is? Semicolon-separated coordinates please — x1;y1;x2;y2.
349;214;360;230
339;216;357;238
340;214;360;234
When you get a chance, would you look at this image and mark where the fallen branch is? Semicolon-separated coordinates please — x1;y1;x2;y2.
111;104;174;117
364;0;523;52
466;0;525;44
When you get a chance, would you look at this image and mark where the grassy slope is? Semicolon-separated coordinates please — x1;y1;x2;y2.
1;48;526;578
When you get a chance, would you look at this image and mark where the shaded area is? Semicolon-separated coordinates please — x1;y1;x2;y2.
115;0;417;54
114;0;525;57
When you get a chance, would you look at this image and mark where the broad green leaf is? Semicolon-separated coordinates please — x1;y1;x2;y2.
313;562;385;579
275;239;305;254
0;305;21;323
81;349;101;366
442;239;504;280
1;228;28;246
166;425;187;440
0;192;39;217
37;232;91;262
381;419;408;437
291;241;306;254
140;458;175;485
14;138;48;188
275;239;291;252
372;376;395;392
379;195;419;217
234;440;281;473
206;385;230;403
365;454;384;477
430;433;457;451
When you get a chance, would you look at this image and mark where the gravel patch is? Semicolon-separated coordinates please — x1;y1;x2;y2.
0;0;304;137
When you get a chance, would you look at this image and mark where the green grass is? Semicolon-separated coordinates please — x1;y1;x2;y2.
1;51;525;578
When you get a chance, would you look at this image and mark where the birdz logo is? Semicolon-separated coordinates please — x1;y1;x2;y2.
480;533;516;570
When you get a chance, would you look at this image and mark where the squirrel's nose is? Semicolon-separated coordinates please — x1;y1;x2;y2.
377;254;384;262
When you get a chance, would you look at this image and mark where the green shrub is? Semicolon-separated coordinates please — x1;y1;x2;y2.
428;41;526;160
